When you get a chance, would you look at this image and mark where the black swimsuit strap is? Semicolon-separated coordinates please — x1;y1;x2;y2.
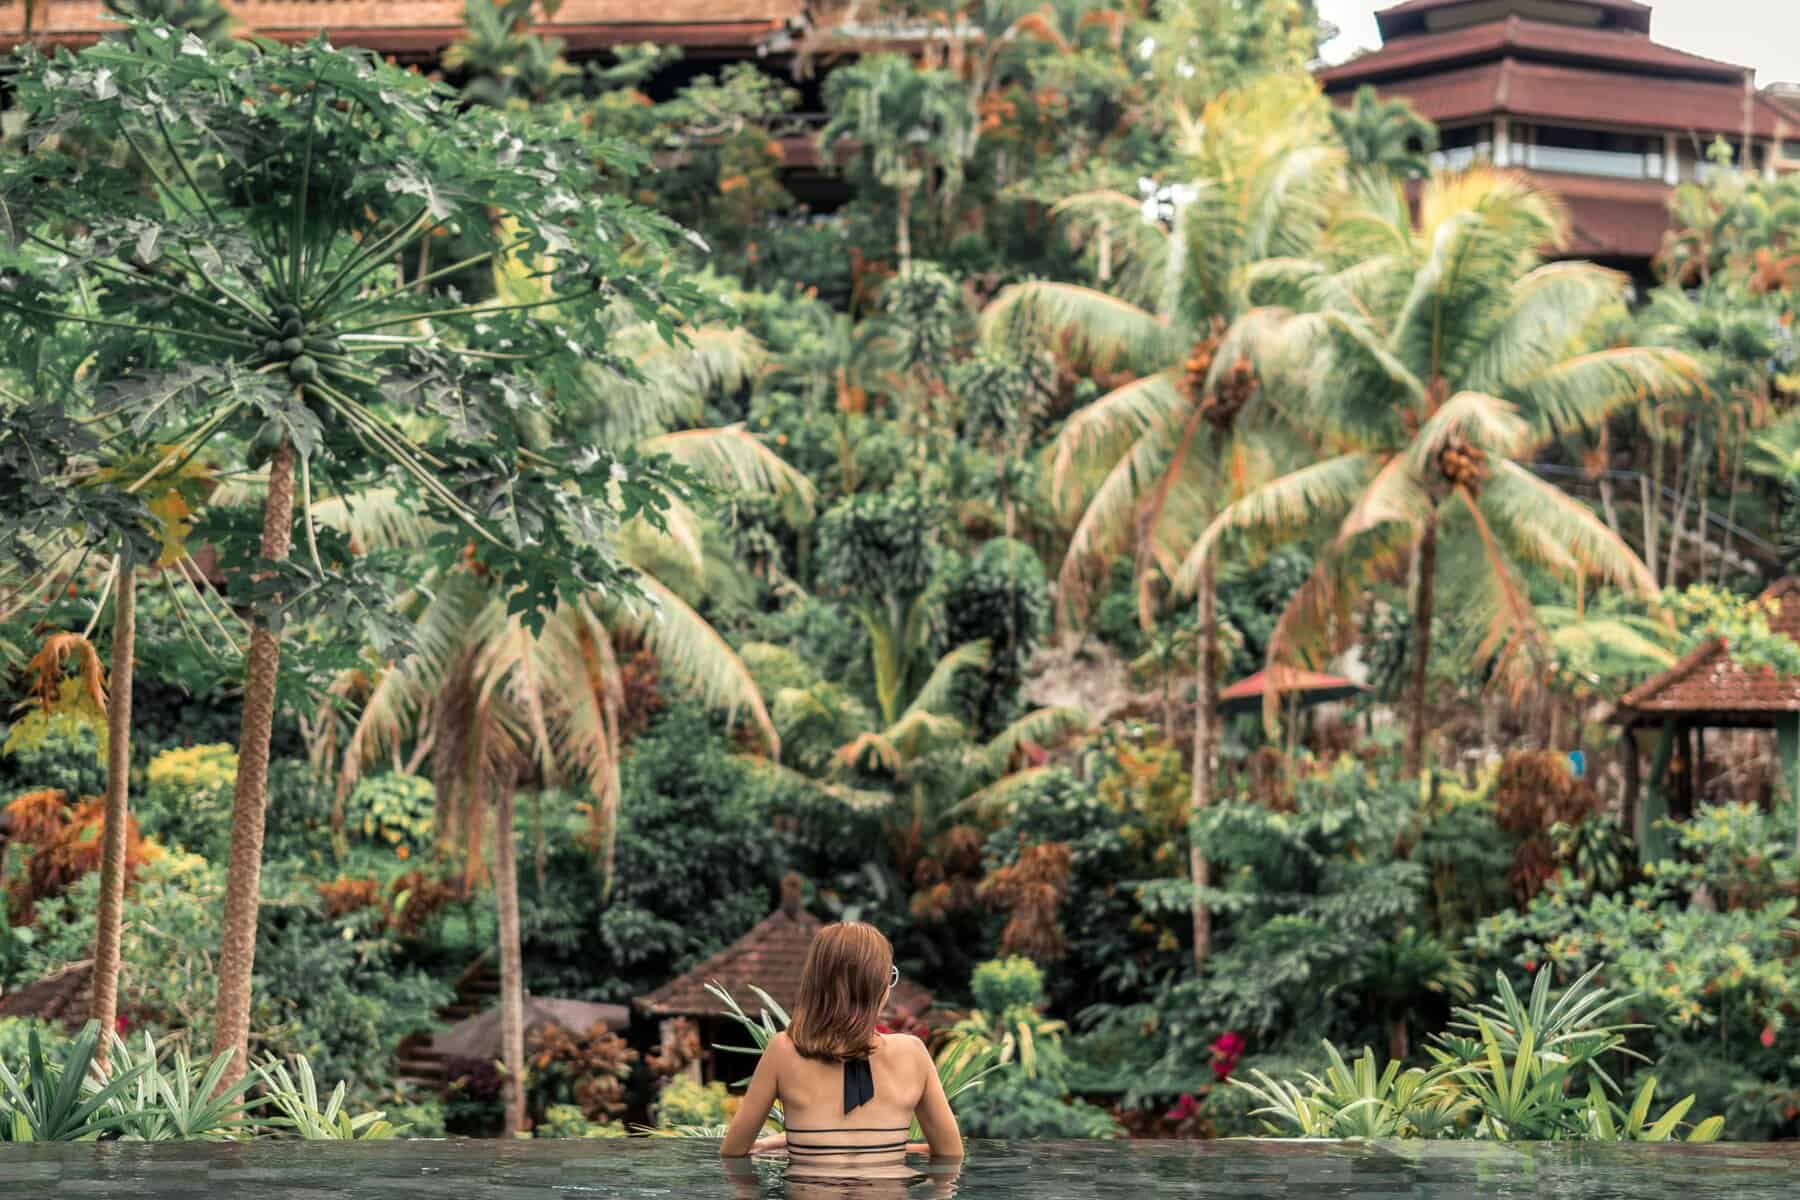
843;1056;876;1114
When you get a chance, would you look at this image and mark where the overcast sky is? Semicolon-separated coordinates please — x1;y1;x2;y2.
1314;0;1800;87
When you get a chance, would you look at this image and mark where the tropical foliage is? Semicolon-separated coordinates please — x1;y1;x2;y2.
0;0;1796;1151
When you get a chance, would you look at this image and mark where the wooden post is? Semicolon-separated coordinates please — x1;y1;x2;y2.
1641;720;1676;865
1620;729;1640;838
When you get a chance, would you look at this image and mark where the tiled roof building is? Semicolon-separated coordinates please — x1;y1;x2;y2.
1318;0;1800;265
1612;578;1800;864
0;1;810;59
636;873;931;1023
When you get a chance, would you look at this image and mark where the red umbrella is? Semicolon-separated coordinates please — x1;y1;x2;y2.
1217;666;1367;715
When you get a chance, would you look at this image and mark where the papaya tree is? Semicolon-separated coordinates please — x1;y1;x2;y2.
0;22;697;1083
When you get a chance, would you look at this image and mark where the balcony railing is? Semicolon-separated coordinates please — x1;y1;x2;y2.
1521;143;1660;181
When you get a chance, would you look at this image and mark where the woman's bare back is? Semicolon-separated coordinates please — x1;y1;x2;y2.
719;1031;963;1170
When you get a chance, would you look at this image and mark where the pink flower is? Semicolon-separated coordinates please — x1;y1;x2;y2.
1762;1025;1778;1049
1165;1093;1199;1122
1209;1031;1245;1081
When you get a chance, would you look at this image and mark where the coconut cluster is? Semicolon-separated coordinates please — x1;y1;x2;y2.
1438;435;1488;492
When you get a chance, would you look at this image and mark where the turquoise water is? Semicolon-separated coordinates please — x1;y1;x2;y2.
0;1138;1796;1197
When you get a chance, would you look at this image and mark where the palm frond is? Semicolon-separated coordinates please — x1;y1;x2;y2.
1047;370;1187;509
899;640;992;723
1174;453;1379;593
1464;261;1631;393
640;425;815;516
981;707;1089;775
738;754;894;811
978;282;1177;372
1407;390;1532;476
1509;347;1702;441
1481;462;1657;597
605;577;779;756
950;765;1063;820
584;323;766;443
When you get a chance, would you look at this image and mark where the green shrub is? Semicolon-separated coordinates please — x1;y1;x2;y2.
347;773;435;852
952;957;1122;1139
652;1077;738;1129
969;956;1045;1015
535;1103;627;1138
0;719;104;802
519;705;785;1001
139;743;237;861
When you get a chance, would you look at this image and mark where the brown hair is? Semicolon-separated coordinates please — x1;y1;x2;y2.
788;922;892;1062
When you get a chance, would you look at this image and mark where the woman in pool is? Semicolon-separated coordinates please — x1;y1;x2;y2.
719;921;963;1173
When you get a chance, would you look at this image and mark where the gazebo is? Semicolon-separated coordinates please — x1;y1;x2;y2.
634;875;932;1082
1612;578;1800;862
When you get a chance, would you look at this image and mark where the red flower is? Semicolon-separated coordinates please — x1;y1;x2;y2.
1165;1093;1199;1122
114;1015;128;1035
1762;1025;1778;1049
1209;1031;1245;1081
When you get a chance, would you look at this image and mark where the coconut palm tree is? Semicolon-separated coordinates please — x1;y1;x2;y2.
1175;169;1699;778
1330;86;1438;184
820;55;973;269
977;74;1343;967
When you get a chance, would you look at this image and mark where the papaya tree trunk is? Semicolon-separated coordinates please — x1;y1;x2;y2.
896;187;913;271
1189;557;1217;972
1388;1014;1409;1063
495;778;527;1136
212;441;296;1087
90;549;136;1064
1403;511;1438;780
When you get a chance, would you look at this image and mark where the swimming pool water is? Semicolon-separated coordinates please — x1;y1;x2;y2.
0;1137;1796;1198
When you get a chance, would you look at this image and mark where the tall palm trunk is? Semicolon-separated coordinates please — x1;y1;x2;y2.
1189;558;1217;971
896;187;913;271
212;441;296;1087
494;778;527;1136
90;550;135;1064
1403;512;1438;779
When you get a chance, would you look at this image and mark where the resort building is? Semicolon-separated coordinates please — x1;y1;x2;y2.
0;1;812;61
1317;0;1800;267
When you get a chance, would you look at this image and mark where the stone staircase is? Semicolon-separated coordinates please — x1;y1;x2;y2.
394;952;498;1091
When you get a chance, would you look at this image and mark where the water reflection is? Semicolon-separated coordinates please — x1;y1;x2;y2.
721;1154;962;1198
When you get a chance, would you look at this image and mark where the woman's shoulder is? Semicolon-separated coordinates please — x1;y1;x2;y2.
877;1032;932;1064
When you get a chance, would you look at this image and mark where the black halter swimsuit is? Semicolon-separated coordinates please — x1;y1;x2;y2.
784;1056;909;1160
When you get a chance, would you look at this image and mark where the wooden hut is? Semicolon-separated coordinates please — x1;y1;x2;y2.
634;875;931;1082
1613;578;1800;861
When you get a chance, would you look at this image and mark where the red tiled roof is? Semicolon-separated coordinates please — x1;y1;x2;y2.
1550;174;1673;258
1218;667;1364;703
1320;15;1746;88
1616;579;1800;720
1364;57;1790;138
1377;0;1651;41
635;881;933;1021
0;1;803;53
